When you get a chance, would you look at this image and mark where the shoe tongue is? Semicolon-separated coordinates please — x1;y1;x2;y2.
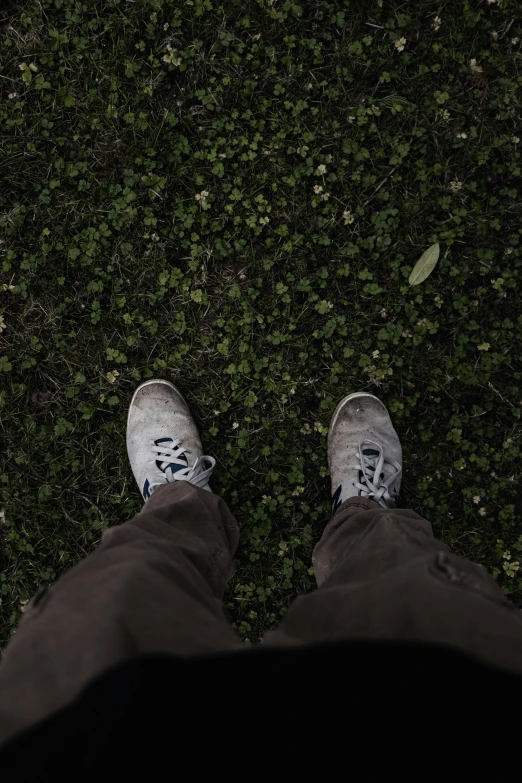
155;438;188;474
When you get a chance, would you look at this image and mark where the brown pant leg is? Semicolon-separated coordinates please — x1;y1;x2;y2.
0;482;242;746
265;497;522;672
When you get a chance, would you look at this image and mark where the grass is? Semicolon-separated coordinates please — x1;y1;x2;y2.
1;0;522;646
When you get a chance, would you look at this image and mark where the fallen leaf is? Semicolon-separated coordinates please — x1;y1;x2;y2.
409;243;440;286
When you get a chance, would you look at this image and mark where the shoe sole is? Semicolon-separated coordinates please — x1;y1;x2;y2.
126;378;188;430
328;392;387;438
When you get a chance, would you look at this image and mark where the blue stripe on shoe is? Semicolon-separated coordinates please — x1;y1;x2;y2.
332;484;343;515
155;437;188;474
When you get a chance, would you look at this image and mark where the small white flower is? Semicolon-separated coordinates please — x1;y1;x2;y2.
486;0;497;4
163;51;182;66
432;15;442;31
477;342;490;351
512;136;520;144
0;315;6;333
195;190;209;206
259;216;270;225
490;30;499;40
8;91;19;100
106;370;120;384
343;210;355;225
232;422;239;429
449;180;463;192
478;507;487;517
292;486;305;496
347;115;356;123
315;164;327;175
380;308;388;320
511;37;520;45
213;409;220;416
321;192;330;201
313;184;323;194
469;59;483;73
372;350;380;359
289;388;296;396
456;132;468;139
395;37;407;52
473;496;481;504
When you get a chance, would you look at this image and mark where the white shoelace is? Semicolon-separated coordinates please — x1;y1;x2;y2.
148;439;215;494
353;439;402;509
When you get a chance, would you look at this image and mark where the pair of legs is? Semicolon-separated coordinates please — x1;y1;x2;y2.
1;380;522;745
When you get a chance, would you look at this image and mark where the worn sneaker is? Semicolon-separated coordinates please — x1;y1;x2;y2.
328;392;402;514
127;379;215;501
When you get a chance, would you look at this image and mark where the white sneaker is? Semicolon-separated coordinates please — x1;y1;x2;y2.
328;392;402;513
127;379;215;501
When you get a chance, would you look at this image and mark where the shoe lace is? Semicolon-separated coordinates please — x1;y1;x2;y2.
353;439;402;509
149;438;215;494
